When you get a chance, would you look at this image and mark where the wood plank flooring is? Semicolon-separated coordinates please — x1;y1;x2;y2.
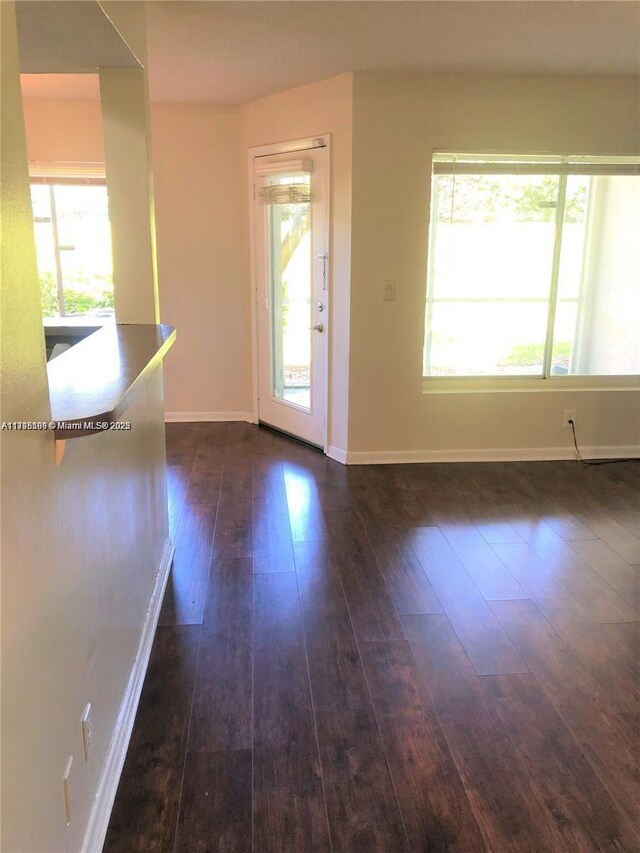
104;424;640;853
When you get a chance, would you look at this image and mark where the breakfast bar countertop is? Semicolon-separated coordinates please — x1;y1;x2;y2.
47;322;176;439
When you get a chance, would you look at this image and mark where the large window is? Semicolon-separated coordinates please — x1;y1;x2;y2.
30;173;114;319
424;154;640;379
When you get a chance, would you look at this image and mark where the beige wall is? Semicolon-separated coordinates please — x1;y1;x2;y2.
22;95;105;162
152;102;250;417
241;73;353;451
22;81;162;327
22;96;252;419
1;373;169;853
581;177;640;375
22;72;639;458
348;73;640;456
100;68;159;323
22;73;353;446
2;4;170;848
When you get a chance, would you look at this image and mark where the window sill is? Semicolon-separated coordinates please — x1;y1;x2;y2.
422;375;640;394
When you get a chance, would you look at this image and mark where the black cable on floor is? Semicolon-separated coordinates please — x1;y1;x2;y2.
569;419;640;466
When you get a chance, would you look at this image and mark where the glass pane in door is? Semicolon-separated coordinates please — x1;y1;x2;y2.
268;175;312;409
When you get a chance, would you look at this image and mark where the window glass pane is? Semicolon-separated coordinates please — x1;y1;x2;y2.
426;302;548;376
53;185;114;317
425;159;640;380
268;175;311;409
30;186;59;317
550;301;578;374
30;184;50;219
557;176;590;299
431;174;558;300
555;175;640;375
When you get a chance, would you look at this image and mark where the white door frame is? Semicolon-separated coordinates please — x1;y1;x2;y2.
247;135;331;451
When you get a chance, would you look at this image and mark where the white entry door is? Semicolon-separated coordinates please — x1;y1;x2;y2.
252;141;329;447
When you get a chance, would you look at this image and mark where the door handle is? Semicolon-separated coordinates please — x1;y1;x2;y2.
310;322;324;333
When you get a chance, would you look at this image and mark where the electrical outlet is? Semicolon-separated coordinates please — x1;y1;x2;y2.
81;704;92;762
62;756;73;825
382;280;396;301
563;409;576;429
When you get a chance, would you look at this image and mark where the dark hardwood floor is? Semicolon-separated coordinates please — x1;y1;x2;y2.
104;423;640;852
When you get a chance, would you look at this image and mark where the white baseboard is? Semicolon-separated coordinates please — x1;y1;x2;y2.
81;538;174;853
338;445;640;465
327;445;348;464
578;446;640;461
165;411;254;423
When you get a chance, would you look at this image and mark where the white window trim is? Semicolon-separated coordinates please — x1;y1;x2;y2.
432;152;640;176
423;151;640;391
422;375;640;394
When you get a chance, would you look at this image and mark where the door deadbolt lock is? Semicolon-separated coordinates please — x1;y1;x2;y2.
310;322;325;333
316;301;325;312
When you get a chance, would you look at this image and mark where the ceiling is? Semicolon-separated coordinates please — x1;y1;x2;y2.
16;1;140;74
20;1;640;104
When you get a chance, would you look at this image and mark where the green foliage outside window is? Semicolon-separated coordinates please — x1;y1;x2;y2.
500;341;571;368
436;175;586;223
39;271;115;318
